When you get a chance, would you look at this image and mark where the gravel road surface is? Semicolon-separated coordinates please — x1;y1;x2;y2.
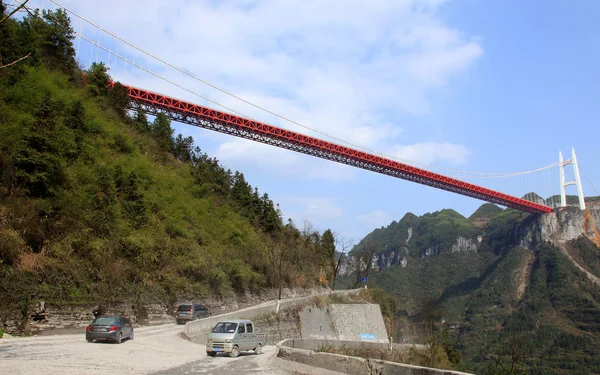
0;323;344;375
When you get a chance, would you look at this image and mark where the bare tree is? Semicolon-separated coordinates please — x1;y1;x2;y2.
354;240;378;287
0;0;30;24
0;52;31;70
0;1;31;70
508;331;525;374
266;229;301;301
331;237;353;290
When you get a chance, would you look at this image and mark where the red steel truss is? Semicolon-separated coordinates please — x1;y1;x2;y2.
110;82;553;214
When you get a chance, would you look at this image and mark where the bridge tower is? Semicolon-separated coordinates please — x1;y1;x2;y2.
559;148;585;210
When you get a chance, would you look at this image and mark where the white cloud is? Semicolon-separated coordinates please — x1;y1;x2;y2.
358;210;394;228
389;142;471;166
407;43;484;85
214;138;355;181
45;0;482;175
279;196;344;226
305;199;344;220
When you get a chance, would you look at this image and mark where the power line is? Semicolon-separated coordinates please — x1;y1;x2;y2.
73;33;562;181
581;167;600;196
75;32;260;121
52;0;560;179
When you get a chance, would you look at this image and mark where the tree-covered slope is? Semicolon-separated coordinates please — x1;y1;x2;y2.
0;4;336;317
455;243;600;374
342;201;600;374
469;203;503;221
354;209;475;259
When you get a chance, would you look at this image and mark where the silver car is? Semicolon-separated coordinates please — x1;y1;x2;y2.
175;303;211;324
206;319;266;357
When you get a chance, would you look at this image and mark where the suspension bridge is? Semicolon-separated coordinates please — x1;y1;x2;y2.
41;0;594;214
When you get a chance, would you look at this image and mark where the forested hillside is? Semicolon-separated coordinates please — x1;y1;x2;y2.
340;203;600;374
0;3;336;320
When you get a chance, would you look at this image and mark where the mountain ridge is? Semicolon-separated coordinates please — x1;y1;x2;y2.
339;201;600;374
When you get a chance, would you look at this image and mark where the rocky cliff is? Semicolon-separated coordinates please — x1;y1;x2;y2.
340;205;600;279
338;201;600;374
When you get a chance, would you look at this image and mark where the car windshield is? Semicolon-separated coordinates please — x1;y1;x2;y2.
211;322;238;333
177;305;192;311
93;317;117;325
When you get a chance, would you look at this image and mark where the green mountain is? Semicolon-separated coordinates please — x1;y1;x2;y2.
0;5;335;326
340;203;600;374
469;203;503;221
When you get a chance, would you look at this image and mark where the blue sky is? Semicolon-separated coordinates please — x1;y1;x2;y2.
27;0;600;244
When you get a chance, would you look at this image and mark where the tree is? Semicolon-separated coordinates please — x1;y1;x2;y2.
259;192;281;233
108;82;130;117
151;113;174;152
133;110;150;133
266;226;301;300
85;62;110;97
0;0;32;70
35;8;76;74
320;229;336;266
332;237;353;290
231;172;254;218
414;298;452;369
417;298;443;342
64;100;85;130
0;0;29;25
172;133;194;162
353;240;378;287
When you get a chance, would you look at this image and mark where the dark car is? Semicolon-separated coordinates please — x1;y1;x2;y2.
86;315;133;344
175;303;211;324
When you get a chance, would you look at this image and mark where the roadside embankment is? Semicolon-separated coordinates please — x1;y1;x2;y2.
183;289;361;340
277;338;474;375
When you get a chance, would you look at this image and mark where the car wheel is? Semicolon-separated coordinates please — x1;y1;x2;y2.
207;351;216;357
129;329;134;340
254;343;262;355
86;338;93;343
229;345;240;358
116;332;122;344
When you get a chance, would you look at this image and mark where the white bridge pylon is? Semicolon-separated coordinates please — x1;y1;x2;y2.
559;148;586;210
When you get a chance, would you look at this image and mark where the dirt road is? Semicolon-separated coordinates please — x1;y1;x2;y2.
0;322;343;375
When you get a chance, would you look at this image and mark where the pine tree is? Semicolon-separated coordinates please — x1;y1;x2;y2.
151;113;174;152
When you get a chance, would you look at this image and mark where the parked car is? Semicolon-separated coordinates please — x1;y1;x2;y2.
175;303;211;324
206;319;266;357
85;315;133;344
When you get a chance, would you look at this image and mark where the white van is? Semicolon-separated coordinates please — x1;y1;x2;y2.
206;319;266;357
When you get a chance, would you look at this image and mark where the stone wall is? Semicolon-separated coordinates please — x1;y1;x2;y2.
299;303;389;344
251;308;302;345
0;302;174;336
331;304;388;343
298;305;337;340
0;285;330;336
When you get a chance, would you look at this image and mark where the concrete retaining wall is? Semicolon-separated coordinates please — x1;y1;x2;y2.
299;303;389;343
332;304;388;343
279;346;370;375
280;338;426;352
183;289;360;338
277;339;474;375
